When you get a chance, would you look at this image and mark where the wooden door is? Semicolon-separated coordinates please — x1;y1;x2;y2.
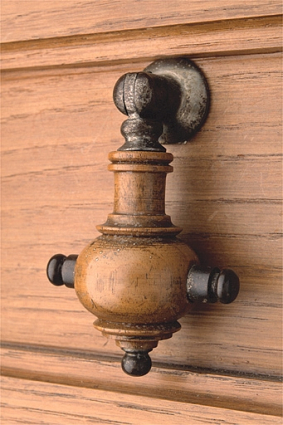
1;2;282;423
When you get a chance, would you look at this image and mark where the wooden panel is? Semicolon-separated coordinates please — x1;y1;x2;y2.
2;268;281;375
1;16;282;71
1;345;282;416
1;55;281;156
1;376;281;424
1;53;282;376
1;1;281;43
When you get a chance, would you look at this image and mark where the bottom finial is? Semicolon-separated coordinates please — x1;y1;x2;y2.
121;350;152;377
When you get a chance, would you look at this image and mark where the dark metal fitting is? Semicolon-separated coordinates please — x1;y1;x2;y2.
46;254;78;288
187;265;240;304
113;57;210;151
121;349;152;377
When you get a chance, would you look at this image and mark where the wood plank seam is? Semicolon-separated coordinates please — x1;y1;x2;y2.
1;343;282;417
2;341;282;381
1;0;282;43
1;16;282;72
1;376;282;424
2;15;281;49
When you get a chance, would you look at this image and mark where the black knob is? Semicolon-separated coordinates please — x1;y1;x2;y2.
121;350;152;377
187;265;240;304
47;254;78;289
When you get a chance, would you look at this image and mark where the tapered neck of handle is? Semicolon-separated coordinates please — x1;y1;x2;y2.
97;151;182;236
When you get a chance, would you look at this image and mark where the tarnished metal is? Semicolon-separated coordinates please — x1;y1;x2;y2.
144;57;210;145
113;57;210;151
187;265;240;304
47;254;77;288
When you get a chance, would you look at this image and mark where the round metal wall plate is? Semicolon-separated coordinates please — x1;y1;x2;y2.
144;57;210;144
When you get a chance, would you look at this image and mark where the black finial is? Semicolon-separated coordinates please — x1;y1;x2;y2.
121;350;152;377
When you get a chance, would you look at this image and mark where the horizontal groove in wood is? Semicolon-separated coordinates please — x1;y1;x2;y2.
1;0;281;43
1;344;282;417
1;16;282;71
1;54;281;158
1;53;282;377
1;269;282;376
2;376;282;425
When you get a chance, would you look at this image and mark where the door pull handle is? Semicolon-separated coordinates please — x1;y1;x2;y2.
47;58;239;376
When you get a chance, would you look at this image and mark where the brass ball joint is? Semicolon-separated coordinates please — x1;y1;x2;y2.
47;58;240;377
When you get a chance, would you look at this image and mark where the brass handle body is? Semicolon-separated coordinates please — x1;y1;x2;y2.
47;58;239;376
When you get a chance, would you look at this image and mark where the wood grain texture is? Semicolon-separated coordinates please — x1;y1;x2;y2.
1;16;282;71
1;345;282;416
1;53;282;376
1;0;281;43
1;376;281;424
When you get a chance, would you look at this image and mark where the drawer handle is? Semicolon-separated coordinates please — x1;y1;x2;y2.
47;58;239;377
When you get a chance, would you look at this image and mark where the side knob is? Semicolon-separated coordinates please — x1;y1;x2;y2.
187;265;240;304
46;254;77;289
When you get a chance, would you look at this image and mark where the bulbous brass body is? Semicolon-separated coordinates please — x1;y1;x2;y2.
46;60;239;376
74;151;198;353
